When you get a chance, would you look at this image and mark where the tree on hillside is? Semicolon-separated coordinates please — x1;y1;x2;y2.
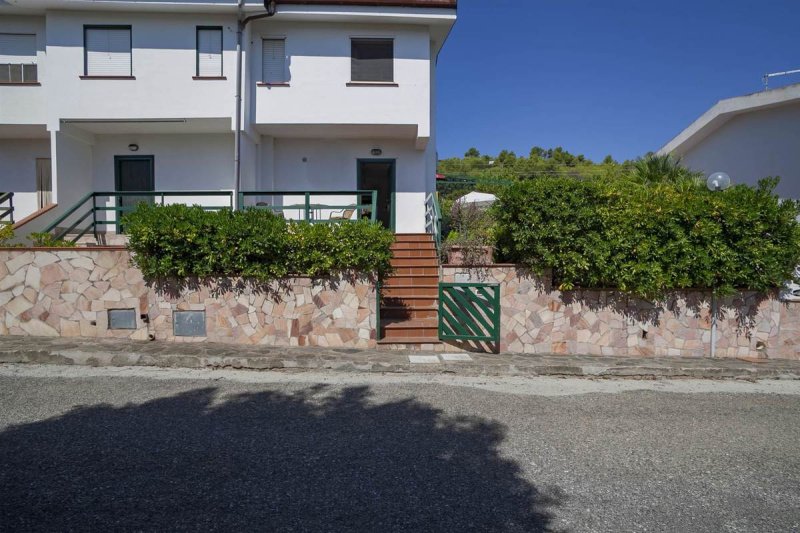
464;147;481;158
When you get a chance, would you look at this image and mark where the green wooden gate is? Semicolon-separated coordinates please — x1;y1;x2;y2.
438;282;501;343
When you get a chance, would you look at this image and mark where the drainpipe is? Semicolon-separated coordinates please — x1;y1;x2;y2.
234;0;277;210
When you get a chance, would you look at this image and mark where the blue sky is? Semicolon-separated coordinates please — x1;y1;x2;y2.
436;0;800;162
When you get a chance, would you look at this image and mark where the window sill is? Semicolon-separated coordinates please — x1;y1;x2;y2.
0;82;41;86
193;76;227;80
257;82;290;87
79;75;136;80
346;81;398;87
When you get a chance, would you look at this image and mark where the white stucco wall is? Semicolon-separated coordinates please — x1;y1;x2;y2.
249;21;431;137
44;11;238;128
264;137;426;232
0;16;47;125
681;103;800;199
0;139;50;221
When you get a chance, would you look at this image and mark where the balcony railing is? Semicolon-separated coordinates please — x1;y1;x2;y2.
42;189;379;243
240;190;378;223
0;192;14;225
43;191;235;243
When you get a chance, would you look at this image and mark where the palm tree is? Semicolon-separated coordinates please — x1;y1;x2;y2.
631;154;703;186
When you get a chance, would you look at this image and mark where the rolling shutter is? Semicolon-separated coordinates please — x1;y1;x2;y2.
85;27;131;76
351;39;393;82
262;38;286;83
0;33;37;83
197;28;222;77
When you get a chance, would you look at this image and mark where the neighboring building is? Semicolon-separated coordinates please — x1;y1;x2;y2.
0;0;457;235
659;83;800;199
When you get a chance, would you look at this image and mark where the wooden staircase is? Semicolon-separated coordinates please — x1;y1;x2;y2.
379;233;441;346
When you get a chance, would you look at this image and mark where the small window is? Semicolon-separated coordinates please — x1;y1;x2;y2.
108;309;137;330
351;38;393;83
84;26;132;77
0;33;37;83
196;27;222;77
262;38;286;83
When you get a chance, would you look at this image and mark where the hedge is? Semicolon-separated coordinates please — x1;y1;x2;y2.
494;176;800;299
123;204;394;281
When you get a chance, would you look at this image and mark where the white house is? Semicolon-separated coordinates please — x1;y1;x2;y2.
659;83;800;199
0;0;457;237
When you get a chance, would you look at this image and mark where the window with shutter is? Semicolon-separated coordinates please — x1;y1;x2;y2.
262;38;286;83
351;39;393;83
84;26;132;77
196;27;222;77
0;33;37;83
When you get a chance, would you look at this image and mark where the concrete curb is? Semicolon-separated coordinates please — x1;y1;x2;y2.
1;341;798;381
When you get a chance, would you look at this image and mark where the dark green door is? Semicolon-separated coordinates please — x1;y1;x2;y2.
357;159;395;229
115;155;154;232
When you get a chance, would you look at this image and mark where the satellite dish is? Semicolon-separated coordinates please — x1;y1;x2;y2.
707;172;731;191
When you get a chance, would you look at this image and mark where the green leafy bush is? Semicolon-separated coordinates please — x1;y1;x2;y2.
123;204;394;281
28;232;76;248
0;224;14;247
494;176;800;299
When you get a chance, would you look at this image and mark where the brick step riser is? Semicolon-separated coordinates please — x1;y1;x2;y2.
381;297;437;307
383;277;439;288
389;259;440;268
381;329;439;341
389;267;439;276
381;309;438;320
390;250;439;259
381;287;439;298
390;242;438;251
393;234;435;243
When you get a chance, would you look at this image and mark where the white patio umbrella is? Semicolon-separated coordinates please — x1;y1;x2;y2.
455;191;497;207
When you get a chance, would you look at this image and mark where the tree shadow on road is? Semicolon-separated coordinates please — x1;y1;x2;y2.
0;385;563;532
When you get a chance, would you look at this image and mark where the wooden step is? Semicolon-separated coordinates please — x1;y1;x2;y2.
381;305;438;320
390;257;439;268
381;285;438;298
381;318;439;340
383;275;439;288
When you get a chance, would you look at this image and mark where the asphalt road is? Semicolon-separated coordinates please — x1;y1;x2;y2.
0;365;798;532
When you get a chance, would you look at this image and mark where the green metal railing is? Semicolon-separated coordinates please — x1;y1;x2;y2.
240;190;378;223
425;192;442;250
438;282;501;343
0;192;14;225
43;191;234;243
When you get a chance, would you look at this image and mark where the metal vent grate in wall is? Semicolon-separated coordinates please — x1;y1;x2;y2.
108;309;137;330
173;310;206;337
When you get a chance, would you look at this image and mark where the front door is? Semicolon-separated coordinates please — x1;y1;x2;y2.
115;155;155;232
358;159;395;230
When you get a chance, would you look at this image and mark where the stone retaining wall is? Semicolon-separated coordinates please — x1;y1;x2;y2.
443;266;800;360
0;249;376;348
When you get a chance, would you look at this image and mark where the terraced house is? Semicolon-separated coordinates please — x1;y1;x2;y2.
0;0;457;237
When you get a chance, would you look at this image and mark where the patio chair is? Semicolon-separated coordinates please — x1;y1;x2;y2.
328;206;356;221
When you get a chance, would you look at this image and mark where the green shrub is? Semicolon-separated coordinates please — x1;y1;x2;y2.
28;232;76;248
0;224;13;246
494;176;800;299
123;204;394;281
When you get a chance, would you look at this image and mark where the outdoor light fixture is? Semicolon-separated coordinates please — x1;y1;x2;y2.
128;143;139;152
371;148;383;156
706;171;732;358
